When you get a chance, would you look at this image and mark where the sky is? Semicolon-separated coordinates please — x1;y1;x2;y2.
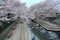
20;0;45;7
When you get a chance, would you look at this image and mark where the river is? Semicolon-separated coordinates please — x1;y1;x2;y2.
27;22;60;40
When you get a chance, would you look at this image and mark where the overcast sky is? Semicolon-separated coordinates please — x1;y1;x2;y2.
20;0;45;7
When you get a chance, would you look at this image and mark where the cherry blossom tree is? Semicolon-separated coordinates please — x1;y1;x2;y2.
30;0;60;20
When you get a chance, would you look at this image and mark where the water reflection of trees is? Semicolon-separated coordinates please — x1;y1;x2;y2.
31;28;60;40
31;29;49;40
29;22;60;40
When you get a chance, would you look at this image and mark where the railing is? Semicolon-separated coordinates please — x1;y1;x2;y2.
0;19;18;40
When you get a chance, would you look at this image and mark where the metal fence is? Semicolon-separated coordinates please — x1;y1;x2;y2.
0;21;17;40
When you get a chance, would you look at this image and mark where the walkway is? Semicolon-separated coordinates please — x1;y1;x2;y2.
4;23;31;40
35;19;60;31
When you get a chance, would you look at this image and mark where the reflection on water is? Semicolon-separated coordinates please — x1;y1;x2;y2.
27;28;40;40
28;22;60;40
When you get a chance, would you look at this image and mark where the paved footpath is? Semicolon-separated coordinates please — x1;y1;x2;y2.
35;19;60;31
4;23;31;40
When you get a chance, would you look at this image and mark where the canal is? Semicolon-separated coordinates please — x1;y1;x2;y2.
28;21;60;40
